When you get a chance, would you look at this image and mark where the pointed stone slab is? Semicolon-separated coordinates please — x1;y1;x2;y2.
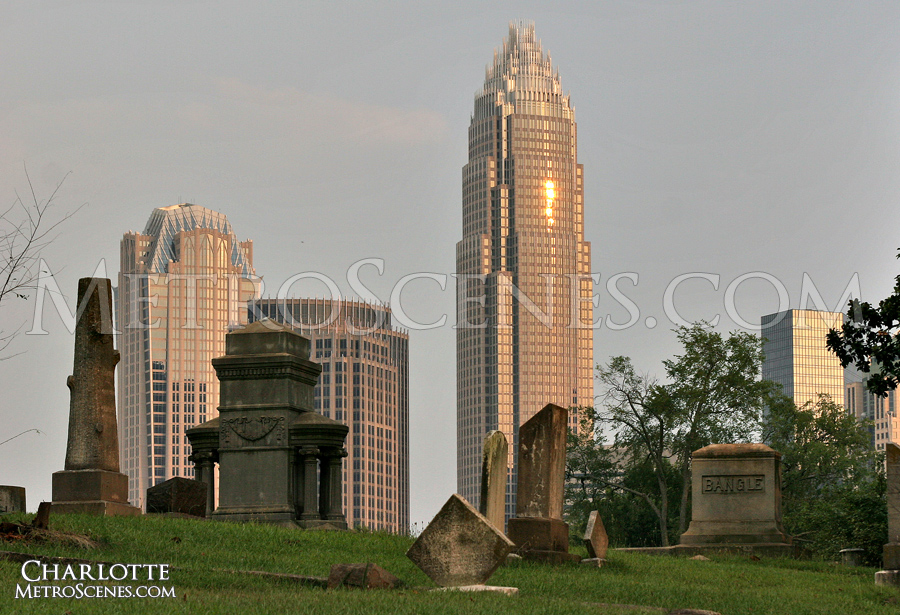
406;494;514;587
515;403;567;519
479;430;508;532
584;510;609;560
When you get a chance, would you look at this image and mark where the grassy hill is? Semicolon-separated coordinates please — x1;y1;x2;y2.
0;513;897;615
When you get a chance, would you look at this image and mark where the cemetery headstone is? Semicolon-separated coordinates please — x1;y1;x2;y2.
146;476;207;517
479;430;508;532
506;404;578;562
679;443;790;548
876;443;900;585
406;493;515;587
51;278;140;516
0;487;25;514
583;510;609;563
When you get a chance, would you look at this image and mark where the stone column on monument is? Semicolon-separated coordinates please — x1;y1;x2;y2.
321;448;347;523
299;447;320;521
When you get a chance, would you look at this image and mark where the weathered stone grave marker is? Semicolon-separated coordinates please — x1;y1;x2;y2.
51;278;140;516
187;320;349;528
146;476;207;517
679;443;790;554
0;487;25;514
506;403;578;562
582;510;608;566
406;493;515;592
876;442;900;585
479;430;508;533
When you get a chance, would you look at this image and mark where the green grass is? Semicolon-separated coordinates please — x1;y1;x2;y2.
0;513;897;614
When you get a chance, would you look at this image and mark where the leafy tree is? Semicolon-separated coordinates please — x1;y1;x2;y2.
664;323;776;534
592;358;679;545
762;394;885;563
827;255;900;395
565;406;682;547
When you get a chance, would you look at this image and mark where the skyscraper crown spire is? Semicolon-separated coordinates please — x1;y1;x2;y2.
475;21;571;122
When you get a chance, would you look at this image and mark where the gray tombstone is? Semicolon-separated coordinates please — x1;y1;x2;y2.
479;430;508;532
679;443;790;547
0;486;26;514
406;494;515;587
877;443;900;585
51;278;140;517
506;404;577;562
199;320;349;528
583;510;609;560
146;477;207;517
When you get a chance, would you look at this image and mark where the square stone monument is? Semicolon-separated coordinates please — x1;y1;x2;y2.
192;320;349;528
679;443;791;552
506;403;579;562
0;487;25;514
146;477;207;517
51;278;140;517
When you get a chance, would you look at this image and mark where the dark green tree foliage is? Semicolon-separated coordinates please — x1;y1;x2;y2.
664;324;776;533
761;395;885;564
566;407;683;547
827;252;900;396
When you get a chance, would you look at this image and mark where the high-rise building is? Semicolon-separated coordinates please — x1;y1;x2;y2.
761;309;845;408
118;204;257;505
249;298;409;532
456;23;594;519
847;378;899;451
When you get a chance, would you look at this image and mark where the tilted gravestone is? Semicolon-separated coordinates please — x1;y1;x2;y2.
406;494;515;587
479;430;508;533
0;487;25;514
506;404;578;562
679;443;790;549
51;278;140;517
876;443;900;585
583;510;609;562
146;477;207;517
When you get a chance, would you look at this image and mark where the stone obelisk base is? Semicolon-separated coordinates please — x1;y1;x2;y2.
51;469;141;516
507;517;580;563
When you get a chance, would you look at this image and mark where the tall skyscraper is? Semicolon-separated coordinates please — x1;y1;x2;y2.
250;298;409;532
456;23;594;519
118;204;257;505
847;378;899;451
761;309;845;408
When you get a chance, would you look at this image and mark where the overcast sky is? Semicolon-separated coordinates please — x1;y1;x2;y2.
2;1;900;525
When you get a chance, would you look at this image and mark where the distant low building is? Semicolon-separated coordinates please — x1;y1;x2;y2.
249;298;409;532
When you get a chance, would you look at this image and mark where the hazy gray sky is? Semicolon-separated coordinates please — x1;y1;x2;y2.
2;1;900;525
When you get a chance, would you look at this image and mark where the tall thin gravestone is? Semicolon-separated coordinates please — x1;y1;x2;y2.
479;430;508;532
506;403;578;562
51;278;140;516
876;443;900;586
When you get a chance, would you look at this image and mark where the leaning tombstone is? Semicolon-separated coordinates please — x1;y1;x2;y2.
146;477;207;517
581;510;608;566
479;430;508;533
678;443;791;556
406;494;516;594
50;278;140;516
876;443;900;586
0;487;25;514
506;403;579;562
